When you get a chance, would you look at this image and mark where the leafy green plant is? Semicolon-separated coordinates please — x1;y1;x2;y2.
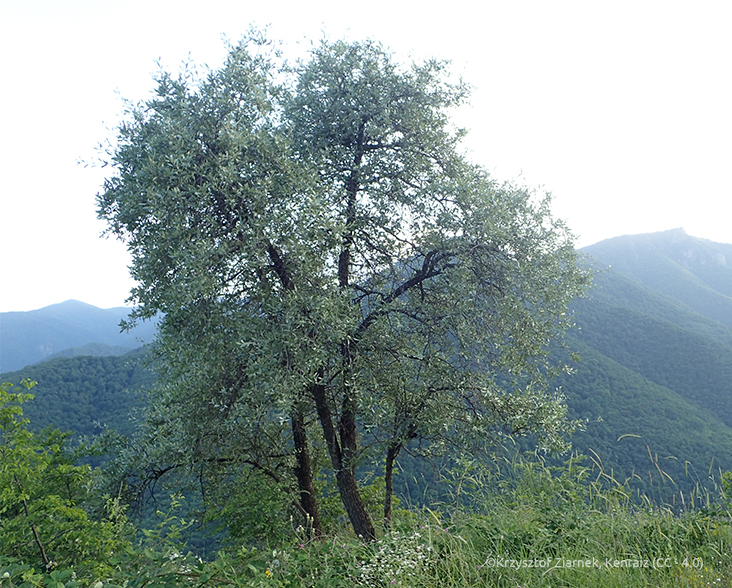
0;380;130;576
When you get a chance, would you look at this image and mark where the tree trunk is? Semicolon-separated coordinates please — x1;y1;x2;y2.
15;474;50;568
311;378;376;540
336;464;375;539
383;441;401;530
291;410;322;537
265;241;323;536
311;121;377;540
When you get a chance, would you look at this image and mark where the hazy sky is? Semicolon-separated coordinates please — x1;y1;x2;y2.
2;0;730;312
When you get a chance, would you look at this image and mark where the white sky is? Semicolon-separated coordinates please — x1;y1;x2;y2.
1;0;730;312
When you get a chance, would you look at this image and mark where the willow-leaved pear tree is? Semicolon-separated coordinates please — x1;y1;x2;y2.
98;33;590;540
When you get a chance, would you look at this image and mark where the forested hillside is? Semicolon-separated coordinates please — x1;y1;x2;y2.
555;230;732;499
0;348;153;437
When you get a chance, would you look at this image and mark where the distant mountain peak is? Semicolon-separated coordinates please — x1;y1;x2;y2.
664;227;687;236
649;227;688;240
584;228;688;250
42;299;131;312
46;299;100;310
0;302;156;372
582;228;732;325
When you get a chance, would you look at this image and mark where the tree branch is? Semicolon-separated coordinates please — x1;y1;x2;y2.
353;249;457;342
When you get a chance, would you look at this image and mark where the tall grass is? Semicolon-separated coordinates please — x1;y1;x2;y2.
1;453;730;587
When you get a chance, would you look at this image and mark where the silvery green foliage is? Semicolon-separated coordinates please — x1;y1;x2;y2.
98;32;590;537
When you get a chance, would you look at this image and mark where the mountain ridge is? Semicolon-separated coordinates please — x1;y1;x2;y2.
554;229;732;494
582;228;732;327
0;299;158;372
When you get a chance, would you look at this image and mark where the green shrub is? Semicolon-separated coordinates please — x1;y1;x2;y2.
0;381;131;577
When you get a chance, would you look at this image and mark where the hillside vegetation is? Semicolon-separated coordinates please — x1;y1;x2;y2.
0;349;153;438
557;230;732;500
1;381;730;587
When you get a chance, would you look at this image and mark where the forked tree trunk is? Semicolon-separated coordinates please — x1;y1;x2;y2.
311;378;376;540
311;128;377;540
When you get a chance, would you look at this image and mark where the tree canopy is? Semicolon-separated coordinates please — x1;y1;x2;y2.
97;33;590;540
